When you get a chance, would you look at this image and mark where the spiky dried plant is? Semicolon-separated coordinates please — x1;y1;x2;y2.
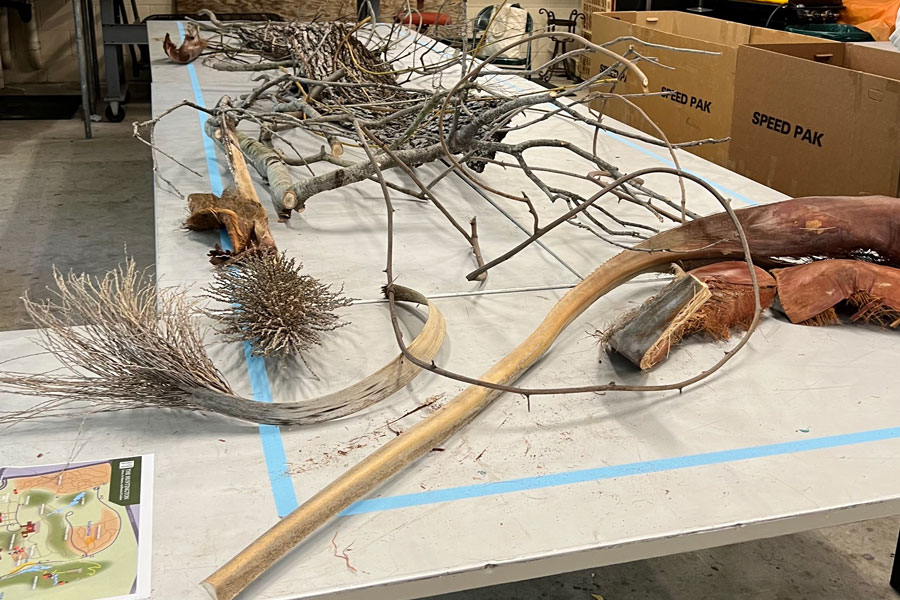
204;251;353;359
0;258;233;425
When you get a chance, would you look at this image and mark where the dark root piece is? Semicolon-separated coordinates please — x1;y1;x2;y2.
204;252;353;359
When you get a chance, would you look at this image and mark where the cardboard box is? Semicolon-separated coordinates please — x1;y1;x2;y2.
730;43;900;197
589;11;829;166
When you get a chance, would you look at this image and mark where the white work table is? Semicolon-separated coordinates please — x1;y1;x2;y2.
3;20;900;600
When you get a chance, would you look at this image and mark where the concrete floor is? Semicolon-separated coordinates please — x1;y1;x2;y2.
1;105;898;599
0;104;155;330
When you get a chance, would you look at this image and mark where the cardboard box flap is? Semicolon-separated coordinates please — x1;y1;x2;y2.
745;42;900;80
847;45;900;82
595;11;829;47
746;42;846;65
670;12;752;46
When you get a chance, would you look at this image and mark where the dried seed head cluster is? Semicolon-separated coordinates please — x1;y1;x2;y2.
205;251;353;359
0;258;233;425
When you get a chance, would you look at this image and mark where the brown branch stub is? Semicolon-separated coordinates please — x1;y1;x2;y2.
186;103;276;262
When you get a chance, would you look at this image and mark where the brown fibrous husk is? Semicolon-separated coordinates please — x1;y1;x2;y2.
603;262;776;369
772;259;900;328
681;261;777;341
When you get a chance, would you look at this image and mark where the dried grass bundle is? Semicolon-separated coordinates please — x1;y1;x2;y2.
204;251;353;359
0;258;233;424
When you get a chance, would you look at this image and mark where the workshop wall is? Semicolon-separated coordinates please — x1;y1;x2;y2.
1;0;96;84
138;0;175;21
1;0;171;87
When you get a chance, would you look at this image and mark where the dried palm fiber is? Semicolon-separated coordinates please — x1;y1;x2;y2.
0;261;446;426
772;259;900;328
685;262;777;340
605;262;776;370
204;251;353;359
203;195;900;600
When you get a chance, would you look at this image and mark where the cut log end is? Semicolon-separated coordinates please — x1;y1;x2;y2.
606;261;777;369
606;274;711;370
199;580;219;600
281;190;298;211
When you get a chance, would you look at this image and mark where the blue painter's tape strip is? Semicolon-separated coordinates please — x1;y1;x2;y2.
341;425;900;515
178;24;224;196
177;22;299;518
601;130;759;207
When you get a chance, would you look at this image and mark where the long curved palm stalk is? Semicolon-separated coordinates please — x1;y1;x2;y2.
0;262;446;426
202;194;900;600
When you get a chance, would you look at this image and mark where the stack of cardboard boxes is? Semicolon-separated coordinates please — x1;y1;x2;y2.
589;11;900;198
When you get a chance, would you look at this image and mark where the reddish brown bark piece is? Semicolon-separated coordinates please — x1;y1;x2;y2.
687;262;777;340
637;195;900;266
772;259;900;327
163;30;207;64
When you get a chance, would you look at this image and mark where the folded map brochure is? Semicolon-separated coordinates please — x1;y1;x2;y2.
0;455;153;600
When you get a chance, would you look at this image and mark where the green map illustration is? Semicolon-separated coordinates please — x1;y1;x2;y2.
0;459;143;600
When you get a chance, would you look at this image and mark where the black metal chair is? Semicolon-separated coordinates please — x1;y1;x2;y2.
538;8;585;82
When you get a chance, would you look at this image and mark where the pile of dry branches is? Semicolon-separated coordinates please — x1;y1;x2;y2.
9;14;733;425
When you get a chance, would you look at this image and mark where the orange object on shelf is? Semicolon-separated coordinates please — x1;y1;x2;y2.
397;11;452;25
841;0;899;41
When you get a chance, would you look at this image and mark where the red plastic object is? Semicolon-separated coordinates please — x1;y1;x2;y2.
397;12;452;26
